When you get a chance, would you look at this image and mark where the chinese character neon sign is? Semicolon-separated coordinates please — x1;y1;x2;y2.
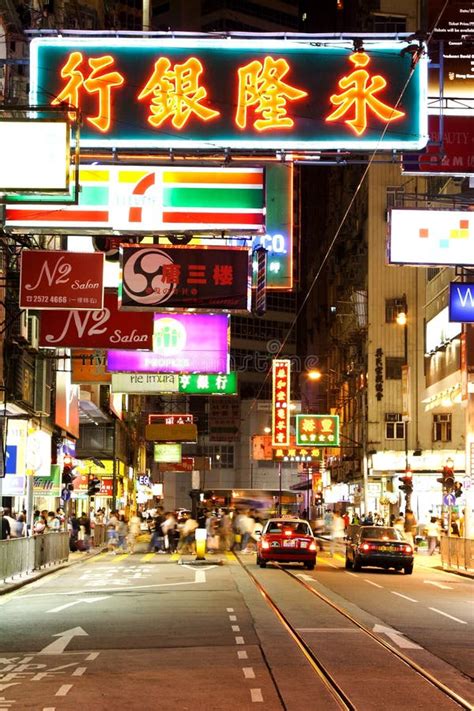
295;414;340;447
31;38;427;150
272;359;291;447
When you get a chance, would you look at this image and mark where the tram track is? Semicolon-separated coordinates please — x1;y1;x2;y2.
236;555;473;710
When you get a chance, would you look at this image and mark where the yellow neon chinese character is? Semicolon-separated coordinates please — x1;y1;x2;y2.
326;52;405;136
236;56;307;131
138;57;220;130
52;52;124;132
301;418;316;434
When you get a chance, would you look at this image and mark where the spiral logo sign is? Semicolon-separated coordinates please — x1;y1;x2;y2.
122;248;177;307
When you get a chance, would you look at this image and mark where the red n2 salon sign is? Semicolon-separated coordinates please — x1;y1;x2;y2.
39;291;154;349
119;244;251;311
20;250;104;310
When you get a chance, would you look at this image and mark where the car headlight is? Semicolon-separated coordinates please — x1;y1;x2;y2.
261;540;270;549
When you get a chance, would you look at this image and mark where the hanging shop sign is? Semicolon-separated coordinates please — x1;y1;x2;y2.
253;433;322;461
403;115;474;176
33;465;61;498
20;250;104;310
5;165;264;232
39;291;154;350
110;372;237;395
154;443;182;463
389;210;474;267
26;427;52;477
107;313;230;374
149;414;193;425
145;423;198;443
55;359;80;439
119;245;251;311
30;37;427;150
295;414;340;447
2;420;28;496
71;350;111;384
449;282;474;323
158;457;194;473
271;359;291;447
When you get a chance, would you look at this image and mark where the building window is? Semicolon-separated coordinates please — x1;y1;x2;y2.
427;267;440;282
385;414;405;440
386;186;405;211
385;356;404;380
370;14;407;33
433;413;452;442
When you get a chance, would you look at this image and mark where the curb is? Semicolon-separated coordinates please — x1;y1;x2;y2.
0;546;107;596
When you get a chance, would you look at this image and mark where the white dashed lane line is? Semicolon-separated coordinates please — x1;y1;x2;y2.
235;636;245;644
55;684;72;697
238;650;248;660
390;591;418;602
364;580;383;588
231;625;241;632
86;653;99;661
72;667;86;676
429;608;468;624
243;667;256;679
250;688;264;703
229;615;237;621
226;607;234;612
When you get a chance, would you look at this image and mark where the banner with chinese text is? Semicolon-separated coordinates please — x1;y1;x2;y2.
271;359;290;447
295;414;340;447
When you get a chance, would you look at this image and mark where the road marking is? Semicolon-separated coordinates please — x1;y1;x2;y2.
43;708;55;710
231;625;240;632
39;627;88;655
373;624;422;649
170;553;180;561
55;685;73;696
365;580;383;588
47;596;109;614
195;570;206;584
235;636;245;645
72;667;86;676
429;608;467;624
226;607;234;612
243;667;255;679
346;572;358;577
140;553;156;562
229;615;237;621
250;689;263;703
86;653;99;661
238;651;248;660
424;580;453;590
112;554;129;562
390;591;418;602
296;574;315;582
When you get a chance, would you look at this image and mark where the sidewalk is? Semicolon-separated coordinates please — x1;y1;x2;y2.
414;549;474;579
0;545;107;596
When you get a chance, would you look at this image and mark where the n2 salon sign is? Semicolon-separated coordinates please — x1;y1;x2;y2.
449;282;474;322
119;245;250;311
20;250;104;310
40;291;154;349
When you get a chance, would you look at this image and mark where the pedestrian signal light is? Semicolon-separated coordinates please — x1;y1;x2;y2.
88;477;101;497
437;466;454;493
62;456;76;485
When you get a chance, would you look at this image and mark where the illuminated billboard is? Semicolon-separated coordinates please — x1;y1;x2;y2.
30;37;427;150
449;283;474;323
389;209;474;267
295;414;340;447
5;165;265;232
107;314;230;374
271;359;290;447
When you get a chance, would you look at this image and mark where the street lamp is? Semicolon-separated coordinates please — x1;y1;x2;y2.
396;300;411;508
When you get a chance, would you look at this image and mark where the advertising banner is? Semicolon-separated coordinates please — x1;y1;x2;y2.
33;464;61;497
253;434;323;461
40;291;154;349
158;457;194;473
71;350;111;384
149;414;193;425
2;420;28;496
107;313;230;374
271;359;291;447
26;427;52;477
449;282;474;322
119;244;251;311
20;250;104;310
389;209;474;266
295;414;340;447
403;115;474;175
6;165;264;232
30;37;427;150
55;362;80;439
110;372;237;395
145;423;198;443
154;443;182;463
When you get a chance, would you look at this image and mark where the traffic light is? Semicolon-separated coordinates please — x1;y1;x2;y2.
398;473;413;494
314;491;323;506
437;466;454;493
88;477;101;497
454;481;463;498
62;455;75;487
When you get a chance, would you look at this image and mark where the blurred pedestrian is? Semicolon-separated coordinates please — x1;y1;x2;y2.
46;511;60;532
0;507;10;540
162;511;177;553
128;512;142;553
11;513;27;538
330;511;345;556
117;515;128;551
404;509;417;548
179;514;198;554
426;516;441;555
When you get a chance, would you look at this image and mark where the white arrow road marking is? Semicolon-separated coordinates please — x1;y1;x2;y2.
373;624;422;649
424;580;452;590
38;627;88;655
47;596;109;614
429;608;467;624
296;574;315;582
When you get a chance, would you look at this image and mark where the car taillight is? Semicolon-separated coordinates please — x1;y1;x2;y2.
261;540;270;549
309;542;317;551
361;543;371;551
404;545;412;554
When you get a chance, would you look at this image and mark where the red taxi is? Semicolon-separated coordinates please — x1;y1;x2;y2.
256;518;317;569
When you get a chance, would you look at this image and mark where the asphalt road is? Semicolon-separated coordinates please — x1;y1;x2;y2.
0;548;472;711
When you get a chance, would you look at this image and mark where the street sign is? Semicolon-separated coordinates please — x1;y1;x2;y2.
443;493;456;506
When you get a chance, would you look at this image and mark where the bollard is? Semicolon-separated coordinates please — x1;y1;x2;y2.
195;528;207;561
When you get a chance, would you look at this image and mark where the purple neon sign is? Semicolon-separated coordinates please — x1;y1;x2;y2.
107;313;230;374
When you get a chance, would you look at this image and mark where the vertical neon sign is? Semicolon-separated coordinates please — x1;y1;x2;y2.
272;359;291;447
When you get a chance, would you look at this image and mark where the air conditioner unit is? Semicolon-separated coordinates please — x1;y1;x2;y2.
12;309;29;342
27;315;39;351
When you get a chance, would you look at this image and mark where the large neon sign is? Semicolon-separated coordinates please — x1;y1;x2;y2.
30;37;427;150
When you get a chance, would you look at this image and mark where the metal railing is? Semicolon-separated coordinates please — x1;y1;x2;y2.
440;536;474;573
0;533;69;583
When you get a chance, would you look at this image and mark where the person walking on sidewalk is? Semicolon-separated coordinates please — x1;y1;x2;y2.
330;511;345;557
426;516;441;556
